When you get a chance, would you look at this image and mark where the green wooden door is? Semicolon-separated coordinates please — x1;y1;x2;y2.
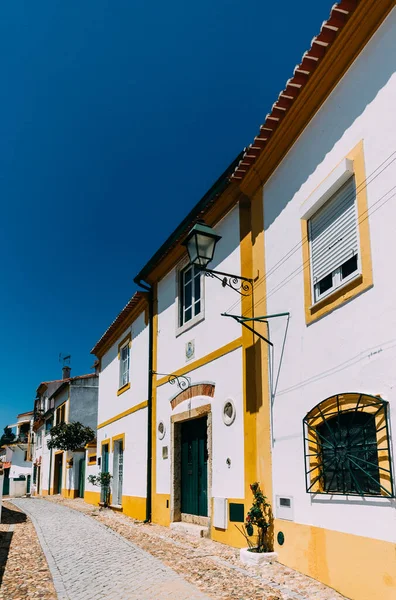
78;458;85;498
101;443;109;502
3;468;10;495
181;418;207;516
55;454;63;494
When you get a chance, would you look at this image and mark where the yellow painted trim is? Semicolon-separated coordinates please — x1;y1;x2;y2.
97;401;148;429
111;433;125;451
250;190;273;501
156;337;243;387
274;519;396;600
302;141;373;325
41;489;49;496
84;490;100;506
117;382;131;396
100;439;110;448
121;495;146;521
239;199;257;512
61;488;79;499
88;455;97;465
117;332;131;358
151;284;166;526
54;450;63;456
152;494;170;527
210;496;247;547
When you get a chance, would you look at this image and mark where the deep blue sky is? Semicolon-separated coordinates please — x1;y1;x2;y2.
0;0;332;429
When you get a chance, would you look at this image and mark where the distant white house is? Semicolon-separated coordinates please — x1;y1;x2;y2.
0;411;34;497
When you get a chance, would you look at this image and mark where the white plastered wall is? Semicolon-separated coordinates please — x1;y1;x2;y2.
263;9;396;544
156;206;242;377
97;408;148;499
155;347;244;501
97;310;149;425
95;307;149;500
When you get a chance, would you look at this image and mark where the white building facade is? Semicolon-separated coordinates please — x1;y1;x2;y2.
232;3;396;599
87;292;150;519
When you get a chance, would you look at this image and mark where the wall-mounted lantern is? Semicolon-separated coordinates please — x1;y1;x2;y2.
183;220;254;296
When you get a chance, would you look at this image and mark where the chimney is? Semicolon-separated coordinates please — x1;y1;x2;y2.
62;366;71;380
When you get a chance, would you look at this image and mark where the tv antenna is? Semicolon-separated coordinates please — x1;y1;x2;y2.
59;353;71;366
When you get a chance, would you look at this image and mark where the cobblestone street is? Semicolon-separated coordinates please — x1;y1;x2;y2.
11;498;210;600
32;496;347;600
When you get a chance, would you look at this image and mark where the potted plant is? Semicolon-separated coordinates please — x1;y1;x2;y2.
236;482;278;566
87;472;112;507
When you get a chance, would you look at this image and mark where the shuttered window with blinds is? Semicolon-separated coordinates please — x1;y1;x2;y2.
309;176;359;303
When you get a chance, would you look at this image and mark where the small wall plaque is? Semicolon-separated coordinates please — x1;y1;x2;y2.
185;340;195;361
162;446;168;459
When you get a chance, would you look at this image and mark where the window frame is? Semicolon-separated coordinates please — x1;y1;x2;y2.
308;176;361;305
176;258;205;336
301;141;373;324
303;393;394;498
117;333;131;394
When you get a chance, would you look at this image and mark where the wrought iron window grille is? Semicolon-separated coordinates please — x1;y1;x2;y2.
303;393;394;498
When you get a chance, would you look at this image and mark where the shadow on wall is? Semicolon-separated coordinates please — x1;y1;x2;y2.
264;11;396;230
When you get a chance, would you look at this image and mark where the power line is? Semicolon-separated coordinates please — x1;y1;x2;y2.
248;185;396;315
223;150;396;316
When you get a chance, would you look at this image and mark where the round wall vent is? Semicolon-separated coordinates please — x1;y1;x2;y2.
158;421;166;440
223;399;236;426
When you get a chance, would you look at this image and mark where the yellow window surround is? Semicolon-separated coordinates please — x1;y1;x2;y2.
117;332;131;358
301;141;373;324
117;332;131;394
111;433;125;451
88;454;97;465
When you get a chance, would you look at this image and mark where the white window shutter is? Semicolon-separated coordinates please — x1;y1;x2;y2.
309;177;358;283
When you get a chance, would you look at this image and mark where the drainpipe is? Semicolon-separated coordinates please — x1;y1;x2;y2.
134;278;153;523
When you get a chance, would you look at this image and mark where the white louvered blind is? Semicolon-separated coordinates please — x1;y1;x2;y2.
309;176;358;284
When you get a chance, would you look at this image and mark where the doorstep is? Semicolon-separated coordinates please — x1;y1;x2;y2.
170;521;209;538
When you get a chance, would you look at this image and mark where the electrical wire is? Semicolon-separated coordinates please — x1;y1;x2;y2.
222;150;396;317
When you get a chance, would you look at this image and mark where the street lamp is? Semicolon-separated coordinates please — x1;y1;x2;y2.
183;220;254;296
182;221;222;268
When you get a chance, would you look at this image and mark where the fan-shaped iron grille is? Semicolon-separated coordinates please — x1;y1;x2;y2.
303;393;394;497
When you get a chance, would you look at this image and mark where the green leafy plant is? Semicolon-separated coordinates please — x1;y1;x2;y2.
236;482;272;553
87;472;112;507
0;426;16;446
47;422;95;452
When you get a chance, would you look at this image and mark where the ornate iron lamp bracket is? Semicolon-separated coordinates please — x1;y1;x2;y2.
151;371;191;391
198;267;254;296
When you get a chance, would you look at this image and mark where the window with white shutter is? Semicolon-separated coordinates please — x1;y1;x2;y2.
309;176;360;303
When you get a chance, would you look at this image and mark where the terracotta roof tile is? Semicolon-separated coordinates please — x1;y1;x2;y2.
231;1;359;182
91;292;147;357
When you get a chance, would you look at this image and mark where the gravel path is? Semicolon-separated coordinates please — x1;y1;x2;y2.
0;501;56;599
11;498;210;600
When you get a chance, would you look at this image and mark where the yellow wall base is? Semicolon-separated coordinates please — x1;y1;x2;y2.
49;487;54;495
151;494;170;526
41;489;49;496
210;497;246;547
121;495;146;521
274;520;396;600
61;488;79;499
84;491;100;506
